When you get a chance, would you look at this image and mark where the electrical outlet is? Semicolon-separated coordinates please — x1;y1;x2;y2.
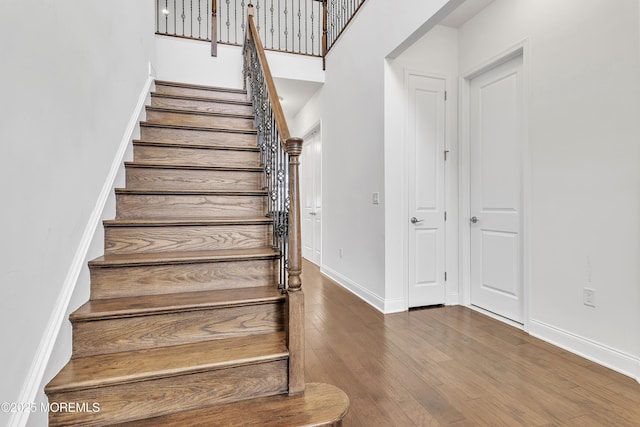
583;288;596;307
372;192;380;205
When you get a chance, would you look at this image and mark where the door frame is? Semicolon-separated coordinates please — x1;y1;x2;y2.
403;68;455;310
301;122;322;266
458;40;532;330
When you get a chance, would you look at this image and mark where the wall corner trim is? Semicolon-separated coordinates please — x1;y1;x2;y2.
8;73;155;427
529;319;640;381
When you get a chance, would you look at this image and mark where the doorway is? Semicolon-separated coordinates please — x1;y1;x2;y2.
466;52;525;324
301;125;322;266
406;72;447;308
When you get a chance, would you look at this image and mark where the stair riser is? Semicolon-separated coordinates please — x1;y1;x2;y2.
125;166;262;191
140;125;257;148
151;95;253;115
133;145;260;167
72;303;285;357
105;224;271;255
155;84;248;102
116;194;267;220
47;359;288;426
146;109;255;130
90;259;278;299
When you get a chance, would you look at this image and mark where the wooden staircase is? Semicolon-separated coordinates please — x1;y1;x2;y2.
45;80;348;426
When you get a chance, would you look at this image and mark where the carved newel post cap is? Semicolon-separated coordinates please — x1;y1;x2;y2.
285;137;304;156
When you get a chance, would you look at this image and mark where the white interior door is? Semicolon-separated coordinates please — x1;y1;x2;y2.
469;54;524;323
407;73;446;308
301;127;321;265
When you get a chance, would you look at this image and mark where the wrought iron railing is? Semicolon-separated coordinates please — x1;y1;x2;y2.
325;0;366;53
156;0;212;41
244;8;292;293
156;0;323;57
244;3;305;394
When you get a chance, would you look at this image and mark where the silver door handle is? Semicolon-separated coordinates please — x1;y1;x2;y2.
470;216;479;224
410;217;424;224
310;212;316;216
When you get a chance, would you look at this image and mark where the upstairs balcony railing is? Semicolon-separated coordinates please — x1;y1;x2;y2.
155;0;366;60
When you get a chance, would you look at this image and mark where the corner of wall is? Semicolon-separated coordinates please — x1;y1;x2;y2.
8;72;155;427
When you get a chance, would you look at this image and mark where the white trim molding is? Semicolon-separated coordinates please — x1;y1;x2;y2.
458;39;531;329
529;319;640;381
321;265;397;313
9;71;155;427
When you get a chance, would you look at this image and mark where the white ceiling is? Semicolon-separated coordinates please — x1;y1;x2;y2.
273;77;323;122
439;0;495;28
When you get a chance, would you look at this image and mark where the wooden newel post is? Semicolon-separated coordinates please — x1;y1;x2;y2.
285;136;305;395
211;0;218;57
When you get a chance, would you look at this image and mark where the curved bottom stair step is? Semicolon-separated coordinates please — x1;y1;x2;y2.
110;383;349;427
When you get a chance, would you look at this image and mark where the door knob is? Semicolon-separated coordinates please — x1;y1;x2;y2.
410;217;424;224
310;212;316;216
470;216;479;224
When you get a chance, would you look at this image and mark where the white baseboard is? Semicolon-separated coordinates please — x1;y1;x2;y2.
383;298;406;314
9;72;155;427
321;265;400;314
320;265;385;313
529;319;640;381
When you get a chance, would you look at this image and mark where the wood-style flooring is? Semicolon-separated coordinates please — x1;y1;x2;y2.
302;260;640;426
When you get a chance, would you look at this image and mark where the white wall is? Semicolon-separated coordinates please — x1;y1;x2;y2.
320;0;461;311
155;37;244;88
0;1;156;425
155;36;323;89
385;25;460;311
291;87;324;138
457;0;640;375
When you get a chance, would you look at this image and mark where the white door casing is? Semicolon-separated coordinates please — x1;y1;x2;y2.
301;126;322;265
407;72;447;308
468;54;524;323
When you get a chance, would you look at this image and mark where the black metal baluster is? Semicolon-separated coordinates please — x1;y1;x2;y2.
241;0;246;39
269;0;274;49
310;1;314;55
225;0;230;42
234;0;238;44
284;0;288;50
198;0;202;38
297;0;301;53
162;0;169;34
181;0;185;36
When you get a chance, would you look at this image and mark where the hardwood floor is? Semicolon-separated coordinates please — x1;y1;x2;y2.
302;260;640;426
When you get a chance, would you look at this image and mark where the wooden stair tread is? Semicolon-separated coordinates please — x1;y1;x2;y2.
103;217;272;227
71;286;285;321
112;383;349;427
134;138;259;151
151;91;253;106
89;247;280;267
140;121;257;135
147;105;254;120
125;161;263;172
155;80;247;94
45;332;287;393
115;188;268;196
